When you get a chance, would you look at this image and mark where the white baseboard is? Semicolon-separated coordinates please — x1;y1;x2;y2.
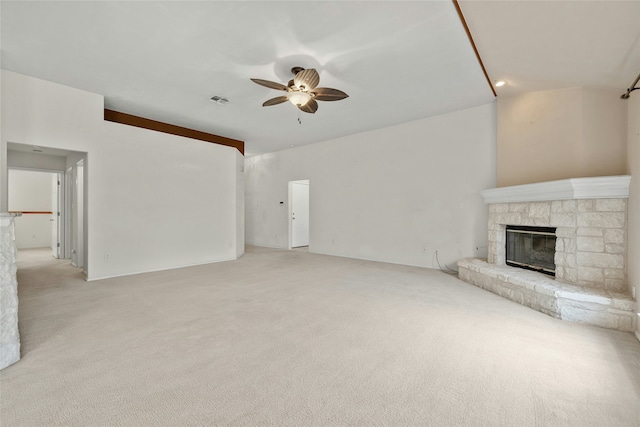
86;256;237;281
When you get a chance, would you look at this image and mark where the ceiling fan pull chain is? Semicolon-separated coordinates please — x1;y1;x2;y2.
298;110;302;125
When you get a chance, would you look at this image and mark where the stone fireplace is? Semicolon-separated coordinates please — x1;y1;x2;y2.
458;176;636;332
0;213;21;370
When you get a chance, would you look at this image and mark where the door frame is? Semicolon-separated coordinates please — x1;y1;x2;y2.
51;171;63;258
5;143;88;276
72;159;84;269
64;167;73;259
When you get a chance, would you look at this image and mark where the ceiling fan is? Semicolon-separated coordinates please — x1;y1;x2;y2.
250;67;348;114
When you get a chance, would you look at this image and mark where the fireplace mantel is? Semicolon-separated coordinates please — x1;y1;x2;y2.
481;176;631;204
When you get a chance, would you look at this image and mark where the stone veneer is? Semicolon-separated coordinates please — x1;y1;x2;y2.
458;176;636;332
0;213;20;370
487;198;627;292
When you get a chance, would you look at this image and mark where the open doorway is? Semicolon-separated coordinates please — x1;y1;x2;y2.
7;143;88;274
289;180;309;249
8;169;60;254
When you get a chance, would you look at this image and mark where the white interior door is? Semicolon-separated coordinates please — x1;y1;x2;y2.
75;160;84;269
51;174;60;258
64;167;73;259
291;180;309;248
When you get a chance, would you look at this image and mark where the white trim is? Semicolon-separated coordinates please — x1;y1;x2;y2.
8;165;65;173
635;329;640;344
481;176;631;204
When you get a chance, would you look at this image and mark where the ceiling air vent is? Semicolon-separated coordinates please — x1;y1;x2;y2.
210;96;229;105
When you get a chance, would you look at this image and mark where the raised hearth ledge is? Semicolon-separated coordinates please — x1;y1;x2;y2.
458;258;635;332
481;176;630;204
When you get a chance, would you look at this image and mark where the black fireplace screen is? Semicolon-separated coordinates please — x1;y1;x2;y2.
506;225;557;276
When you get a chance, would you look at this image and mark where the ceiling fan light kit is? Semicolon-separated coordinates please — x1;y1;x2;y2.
288;91;311;107
251;67;348;114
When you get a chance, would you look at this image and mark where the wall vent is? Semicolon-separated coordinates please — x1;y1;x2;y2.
210;96;229;105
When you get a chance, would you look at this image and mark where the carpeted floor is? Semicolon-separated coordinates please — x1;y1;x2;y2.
1;246;639;426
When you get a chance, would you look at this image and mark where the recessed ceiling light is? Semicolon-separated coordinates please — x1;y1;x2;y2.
494;80;507;87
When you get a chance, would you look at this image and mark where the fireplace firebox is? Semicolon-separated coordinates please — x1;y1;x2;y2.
505;225;557;276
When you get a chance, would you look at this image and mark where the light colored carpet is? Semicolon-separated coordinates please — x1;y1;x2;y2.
1;246;639;426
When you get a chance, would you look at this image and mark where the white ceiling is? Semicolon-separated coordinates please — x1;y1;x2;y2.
1;1;638;156
460;0;640;96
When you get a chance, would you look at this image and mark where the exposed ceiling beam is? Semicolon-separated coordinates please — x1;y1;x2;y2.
452;0;497;97
104;109;244;155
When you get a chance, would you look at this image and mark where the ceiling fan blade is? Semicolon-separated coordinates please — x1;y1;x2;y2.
294;68;320;91
250;78;288;91
313;87;349;102
298;99;318;114
262;96;289;107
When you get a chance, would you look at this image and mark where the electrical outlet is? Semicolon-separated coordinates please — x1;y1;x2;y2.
104;252;111;260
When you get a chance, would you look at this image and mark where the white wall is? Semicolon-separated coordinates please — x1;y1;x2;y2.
1;71;242;280
8;169;54;249
627;94;640;339
245;103;496;268
235;151;245;259
7;151;67;171
497;87;628;186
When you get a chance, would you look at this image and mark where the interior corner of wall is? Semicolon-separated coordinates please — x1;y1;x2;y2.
236;242;245;259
